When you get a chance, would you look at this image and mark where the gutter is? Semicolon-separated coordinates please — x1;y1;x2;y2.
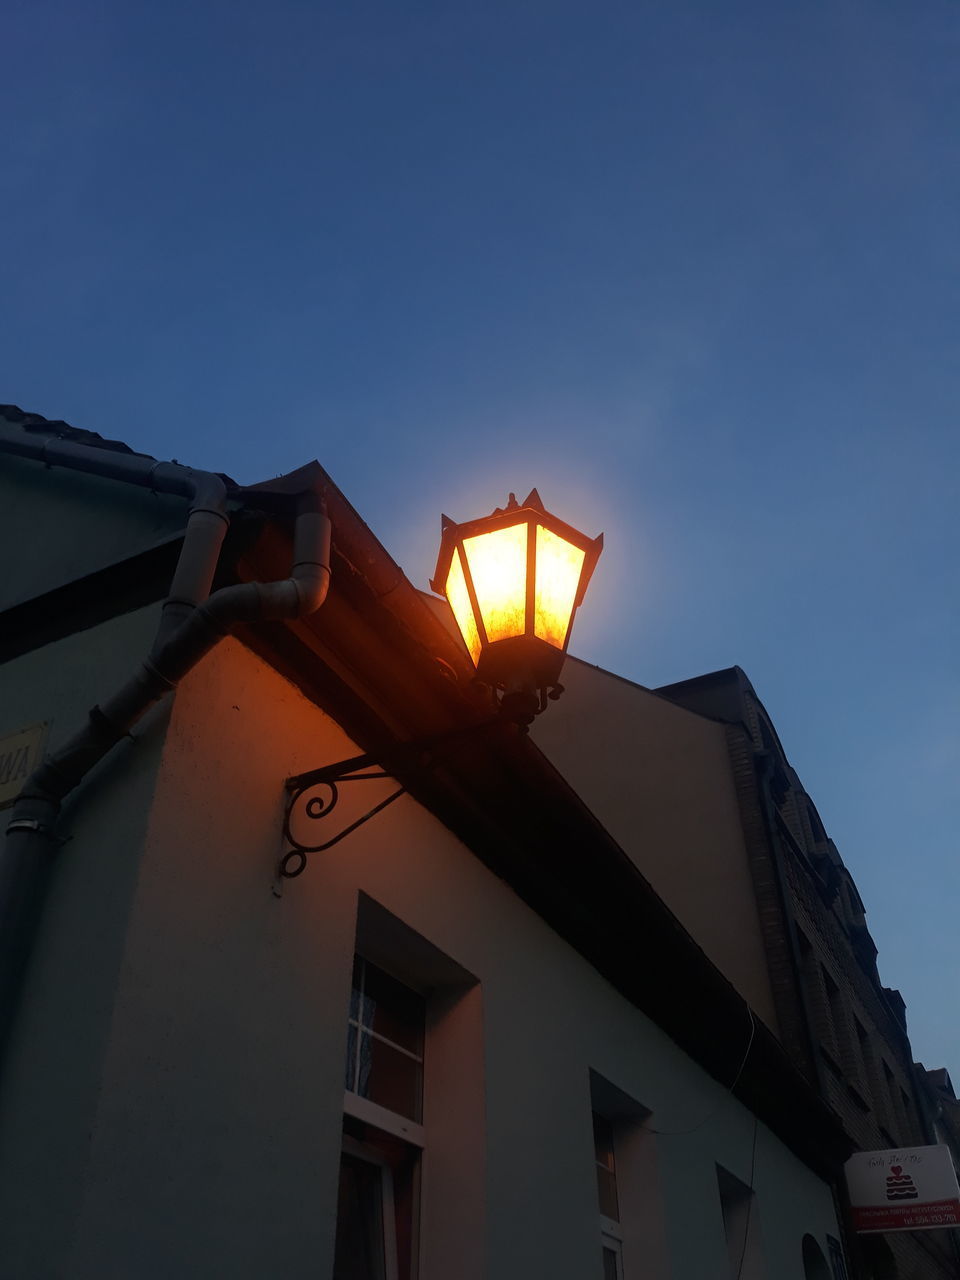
0;426;332;1062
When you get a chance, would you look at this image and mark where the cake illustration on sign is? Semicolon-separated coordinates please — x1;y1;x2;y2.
885;1166;918;1201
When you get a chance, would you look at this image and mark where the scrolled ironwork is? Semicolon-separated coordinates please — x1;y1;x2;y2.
279;769;406;880
276;714;507;882
305;783;338;822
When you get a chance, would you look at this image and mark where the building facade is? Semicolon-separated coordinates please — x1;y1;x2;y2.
0;404;915;1279
656;668;960;1280
916;1068;960;1182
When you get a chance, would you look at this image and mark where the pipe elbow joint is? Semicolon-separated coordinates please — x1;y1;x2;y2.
187;470;229;520
292;562;331;616
202;583;263;628
149;462;229;520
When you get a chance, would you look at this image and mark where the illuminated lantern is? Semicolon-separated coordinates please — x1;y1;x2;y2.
431;490;603;722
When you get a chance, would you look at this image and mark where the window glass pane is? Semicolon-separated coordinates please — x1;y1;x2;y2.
356;1031;372;1099
827;1235;849;1280
363;964;425;1056
597;1166;619;1221
594;1111;619;1220
360;1034;423;1121
602;1244;621;1280
334;1153;386;1280
593;1112;615;1169
345;1023;358;1092
350;957;363;1022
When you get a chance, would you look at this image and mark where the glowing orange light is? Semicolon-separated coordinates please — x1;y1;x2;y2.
431;490;602;695
534;524;585;648
444;547;482;665
462;523;528;644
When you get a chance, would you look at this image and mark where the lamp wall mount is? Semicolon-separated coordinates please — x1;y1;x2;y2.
276;716;507;883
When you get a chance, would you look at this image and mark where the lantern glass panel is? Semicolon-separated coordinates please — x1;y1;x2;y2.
534;524;585;649
444;546;482;663
462;523;528;644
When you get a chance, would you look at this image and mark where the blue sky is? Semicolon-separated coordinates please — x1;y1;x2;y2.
3;1;958;1073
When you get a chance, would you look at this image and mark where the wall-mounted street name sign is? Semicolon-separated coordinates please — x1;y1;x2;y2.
0;723;48;808
845;1144;960;1233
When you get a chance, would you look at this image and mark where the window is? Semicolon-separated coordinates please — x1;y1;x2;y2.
717;1166;763;1279
826;1235;849;1280
336;897;486;1280
335;1123;420;1280
796;929;836;1071
591;1075;665;1274
346;957;425;1124
336;957;426;1280
594;1111;624;1277
822;967;844;1065
801;1234;831;1280
335;1138;400;1280
877;1061;912;1139
601;1239;624;1280
854;1016;875;1092
806;802;828;846
879;1060;902;1144
589;1073;663;1279
594;1111;620;1220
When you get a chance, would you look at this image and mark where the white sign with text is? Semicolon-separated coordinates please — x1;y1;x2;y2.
845;1144;960;1233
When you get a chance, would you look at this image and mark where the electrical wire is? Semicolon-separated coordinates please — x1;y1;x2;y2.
647;1006;757;1137
735;1115;760;1280
640;1004;761;1276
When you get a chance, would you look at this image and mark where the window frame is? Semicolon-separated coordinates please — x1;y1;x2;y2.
594;1108;625;1271
343;952;424;1152
601;1230;625;1280
338;953;428;1280
346;956;426;1126
343;1090;425;1148
341;902;486;1280
337;1135;401;1280
826;1234;849;1280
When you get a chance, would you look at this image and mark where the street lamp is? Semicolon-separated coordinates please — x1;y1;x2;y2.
431;489;603;724
278;489;602;879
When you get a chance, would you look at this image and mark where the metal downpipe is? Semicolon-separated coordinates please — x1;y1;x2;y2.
0;434;330;1063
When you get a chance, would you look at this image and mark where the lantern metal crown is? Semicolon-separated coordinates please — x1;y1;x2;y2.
431;488;603;724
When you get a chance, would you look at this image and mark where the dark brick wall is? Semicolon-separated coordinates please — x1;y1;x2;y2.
660;670;960;1278
746;697;959;1280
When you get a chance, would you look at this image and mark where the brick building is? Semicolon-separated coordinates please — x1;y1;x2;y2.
916;1067;960;1185
657;667;960;1280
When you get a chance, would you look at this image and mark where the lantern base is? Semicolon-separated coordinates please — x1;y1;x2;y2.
473;635;567;727
475;634;566;693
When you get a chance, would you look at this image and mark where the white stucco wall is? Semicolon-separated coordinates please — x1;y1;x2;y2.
0;637;842;1279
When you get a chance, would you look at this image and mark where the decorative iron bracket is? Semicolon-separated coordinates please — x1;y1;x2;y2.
277;716;508;883
279;753;408;881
